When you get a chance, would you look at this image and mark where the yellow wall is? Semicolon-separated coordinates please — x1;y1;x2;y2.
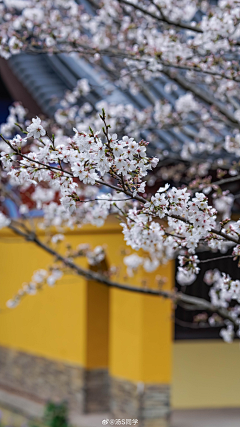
1;222;240;409
0;220;174;382
0;228;87;365
109;261;174;383
0;220;122;367
172;340;240;408
0;219;173;376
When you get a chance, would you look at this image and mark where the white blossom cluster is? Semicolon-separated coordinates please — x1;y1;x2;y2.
1;116;158;210
6;241;108;309
177;254;200;286
0;212;10;229
6;267;63;308
205;269;239;308
2;116;240;286
124;252;165;276
204;268;240;342
0;103;27;141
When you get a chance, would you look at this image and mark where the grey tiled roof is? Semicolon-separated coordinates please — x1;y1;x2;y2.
6;0;227;160
8;51;193;153
9;51;224;162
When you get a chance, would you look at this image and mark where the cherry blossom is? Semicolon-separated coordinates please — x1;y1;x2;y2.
26;116;46;139
0;212;10;229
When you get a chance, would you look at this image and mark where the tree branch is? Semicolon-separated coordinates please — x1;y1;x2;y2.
7;222;238;326
199;254;233;264
211;174;240;187
162;69;240;126
117;0;203;33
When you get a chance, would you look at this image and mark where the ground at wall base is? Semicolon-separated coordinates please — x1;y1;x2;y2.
0;391;240;427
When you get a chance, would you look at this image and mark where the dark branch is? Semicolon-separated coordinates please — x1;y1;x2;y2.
7;222;238;326
117;0;203;32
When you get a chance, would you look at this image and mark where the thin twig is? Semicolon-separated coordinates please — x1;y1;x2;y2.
199;254;234;264
117;0;203;32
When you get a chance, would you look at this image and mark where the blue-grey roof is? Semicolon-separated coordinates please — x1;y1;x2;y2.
6;0;229;160
7;52;198;155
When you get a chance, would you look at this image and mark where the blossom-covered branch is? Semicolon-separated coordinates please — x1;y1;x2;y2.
2;0;240;341
6;220;239;336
